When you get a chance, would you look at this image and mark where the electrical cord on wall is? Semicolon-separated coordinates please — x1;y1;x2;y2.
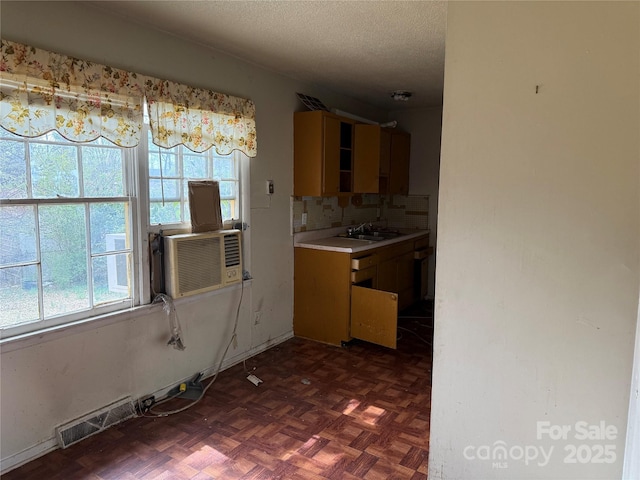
153;293;186;351
145;280;245;417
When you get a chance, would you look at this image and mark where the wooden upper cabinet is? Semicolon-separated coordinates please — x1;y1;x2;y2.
388;131;411;195
294;111;410;196
294;110;354;196
353;126;411;196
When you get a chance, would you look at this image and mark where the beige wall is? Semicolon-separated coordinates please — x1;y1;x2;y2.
430;2;639;479
0;1;386;471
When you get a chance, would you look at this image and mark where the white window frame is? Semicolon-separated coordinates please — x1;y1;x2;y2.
0;131;140;339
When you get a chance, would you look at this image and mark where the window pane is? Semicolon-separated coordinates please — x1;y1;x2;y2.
150;201;181;224
0;265;40;327
221;200;234;220
150;179;180;201
184;154;208;178
39;204;89;316
219;181;236;198
82;146;124;197
93;254;130;304
90;203;128;254
213;156;234;179
31;143;79;198
0;206;37;265
0;139;27;199
148;150;178;177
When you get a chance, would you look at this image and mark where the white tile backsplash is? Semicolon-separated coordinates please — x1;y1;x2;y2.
291;194;428;233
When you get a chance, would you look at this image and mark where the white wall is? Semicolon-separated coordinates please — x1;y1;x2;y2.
623;291;640;479
430;2;639;479
391;107;442;298
0;1;386;472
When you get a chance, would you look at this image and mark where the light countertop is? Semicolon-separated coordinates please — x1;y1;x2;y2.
294;227;429;253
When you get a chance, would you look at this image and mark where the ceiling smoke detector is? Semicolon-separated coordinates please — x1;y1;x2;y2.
391;90;412;101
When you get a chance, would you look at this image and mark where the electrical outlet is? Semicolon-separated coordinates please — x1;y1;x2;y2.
139;395;155;414
301;213;307;226
254;311;262;325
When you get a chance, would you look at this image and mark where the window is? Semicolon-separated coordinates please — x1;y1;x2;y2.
0;119;243;338
0;129;135;336
147;128;239;226
0;41;255;339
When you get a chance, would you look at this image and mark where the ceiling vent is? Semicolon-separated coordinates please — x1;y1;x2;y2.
391;90;412;101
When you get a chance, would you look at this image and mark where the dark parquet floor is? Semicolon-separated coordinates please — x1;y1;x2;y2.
3;302;433;480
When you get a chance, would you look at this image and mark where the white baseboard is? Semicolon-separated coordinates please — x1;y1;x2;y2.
0;331;294;475
0;438;58;475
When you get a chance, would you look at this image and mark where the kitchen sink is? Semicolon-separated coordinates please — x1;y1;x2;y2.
349;234;386;242
336;230;404;242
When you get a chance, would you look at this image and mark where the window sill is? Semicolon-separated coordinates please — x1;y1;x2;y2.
0;280;251;354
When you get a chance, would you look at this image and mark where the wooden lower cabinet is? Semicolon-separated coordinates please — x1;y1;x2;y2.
294;248;352;345
294;234;428;349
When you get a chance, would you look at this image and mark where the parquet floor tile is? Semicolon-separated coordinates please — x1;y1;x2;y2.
2;302;433;479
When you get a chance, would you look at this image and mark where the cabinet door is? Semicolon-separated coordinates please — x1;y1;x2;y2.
294;248;352;345
323;115;341;195
377;129;392;194
351;285;398;349
389;132;411;195
294;111;324;196
379;129;391;177
353;124;380;193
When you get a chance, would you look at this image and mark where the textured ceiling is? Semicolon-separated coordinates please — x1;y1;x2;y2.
88;1;447;111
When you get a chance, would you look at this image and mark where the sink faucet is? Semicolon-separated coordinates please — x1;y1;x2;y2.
353;223;366;233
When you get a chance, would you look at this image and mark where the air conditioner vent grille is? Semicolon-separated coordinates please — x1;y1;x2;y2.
224;234;241;267
176;237;222;293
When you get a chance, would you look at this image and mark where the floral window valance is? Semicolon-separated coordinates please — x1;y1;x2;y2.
145;79;257;157
0;39;145;147
0;40;258;157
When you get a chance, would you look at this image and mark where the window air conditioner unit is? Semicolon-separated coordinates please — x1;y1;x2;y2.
106;233;129;294
164;230;242;298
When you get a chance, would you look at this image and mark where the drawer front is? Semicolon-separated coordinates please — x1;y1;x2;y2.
378;241;414;262
414;235;430;250
414;249;429;260
351;254;378;270
351;266;376;284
